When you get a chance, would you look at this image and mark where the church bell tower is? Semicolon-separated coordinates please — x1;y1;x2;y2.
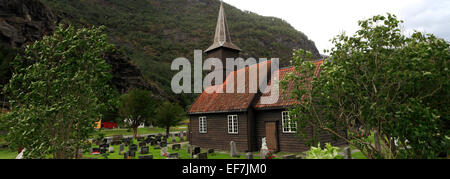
205;1;241;85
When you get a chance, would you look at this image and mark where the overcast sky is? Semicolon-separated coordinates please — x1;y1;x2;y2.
222;0;450;55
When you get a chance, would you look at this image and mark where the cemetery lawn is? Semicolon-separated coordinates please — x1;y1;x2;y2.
95;125;187;137
84;138;263;159
0;149;16;159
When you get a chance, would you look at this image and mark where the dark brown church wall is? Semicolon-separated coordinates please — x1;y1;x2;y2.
254;109;312;153
254;108;347;153
189;112;249;152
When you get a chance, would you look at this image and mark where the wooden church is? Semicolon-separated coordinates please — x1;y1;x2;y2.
187;2;346;153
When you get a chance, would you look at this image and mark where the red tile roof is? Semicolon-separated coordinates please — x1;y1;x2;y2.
188;60;323;114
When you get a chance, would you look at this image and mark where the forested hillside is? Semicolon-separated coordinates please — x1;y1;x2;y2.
40;0;320;105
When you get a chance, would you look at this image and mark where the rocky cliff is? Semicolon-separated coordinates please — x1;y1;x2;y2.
0;0;156;102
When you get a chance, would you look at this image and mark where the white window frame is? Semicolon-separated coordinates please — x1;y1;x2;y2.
228;115;238;134
199;116;207;133
282;111;297;133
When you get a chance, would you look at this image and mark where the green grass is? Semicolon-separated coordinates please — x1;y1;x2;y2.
0;149;16;159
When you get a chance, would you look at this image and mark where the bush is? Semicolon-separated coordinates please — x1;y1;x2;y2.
305;143;339;159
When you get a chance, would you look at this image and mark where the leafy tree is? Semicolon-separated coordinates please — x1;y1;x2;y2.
2;24;117;159
283;14;449;159
118;89;158;138
154;102;185;136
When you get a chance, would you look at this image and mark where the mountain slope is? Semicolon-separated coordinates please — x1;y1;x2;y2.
41;0;321;105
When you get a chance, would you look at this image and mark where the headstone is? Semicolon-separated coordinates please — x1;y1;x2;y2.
140;146;149;154
167;153;179;159
129;144;138;152
197;152;208;159
171;133;177;143
150;140;157;146
207;149;215;155
161;147;168;157
172;144;181;151
16;149;25;159
260;137;269;159
230;141;239;157
99;147;107;154
128;150;136;158
123;150;135;159
108;146;115;153
160;141;167;148
193;146;201;155
344;147;352;159
123;138;132;146
138;155;153;159
179;132;184;142
139;142;146;148
245;152;253;159
283;155;296;159
119;144;125;155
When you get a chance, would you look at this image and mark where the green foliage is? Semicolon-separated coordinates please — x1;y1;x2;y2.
3;24;117;159
305;143;339;159
119;89;158;137
283;14;449;159
40;0;321;105
154;102;185;136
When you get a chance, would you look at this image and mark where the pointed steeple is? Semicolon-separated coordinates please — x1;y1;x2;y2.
205;1;241;53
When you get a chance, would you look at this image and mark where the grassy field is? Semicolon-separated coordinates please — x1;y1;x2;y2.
0;149;17;159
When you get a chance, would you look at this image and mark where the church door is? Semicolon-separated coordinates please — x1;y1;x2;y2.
265;121;279;152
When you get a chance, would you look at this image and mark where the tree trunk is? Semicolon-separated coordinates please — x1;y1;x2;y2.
166;126;170;136
133;127;138;138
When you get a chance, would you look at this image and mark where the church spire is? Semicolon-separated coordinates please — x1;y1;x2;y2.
205;1;241;53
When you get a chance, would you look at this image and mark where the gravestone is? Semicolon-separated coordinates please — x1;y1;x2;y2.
167;153;179;159
246;152;253;159
197;152;208;159
118;144;125;155
140;146;149;154
283;155;296;159
129;151;136;158
139;142;146;148
179;132;184;142
344;147;352;159
230;141;239;157
123;151;135;159
193;146;201;155
172;144;181;151
99;147;107;154
138;155;153;159
260;137;269;159
160;141;167;148
150;140;157;146
123;138;132;146
108;146;115;153
161;147;168;157
171;133;177;143
207;149;215;156
129;144;138;152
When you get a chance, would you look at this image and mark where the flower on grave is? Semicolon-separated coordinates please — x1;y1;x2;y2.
265;150;275;159
163;153;167;157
